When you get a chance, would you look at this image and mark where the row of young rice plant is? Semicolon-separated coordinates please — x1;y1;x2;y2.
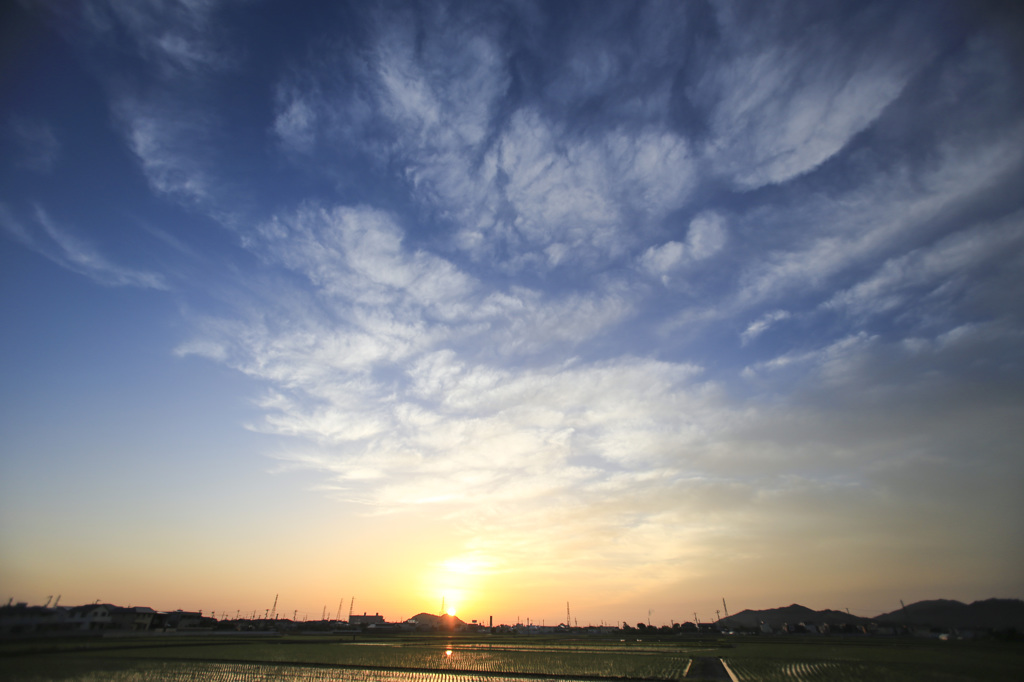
724;658;880;682
719;636;1024;681
421;643;689;679
90;640;690;679
722;656;1017;682
5;659;610;682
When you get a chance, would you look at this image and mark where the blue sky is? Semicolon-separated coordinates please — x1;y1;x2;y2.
2;0;1023;624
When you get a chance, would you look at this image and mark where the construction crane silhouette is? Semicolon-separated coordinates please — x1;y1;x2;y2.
270;594;278;620
349;597;354;621
335;598;344;622
722;598;729;618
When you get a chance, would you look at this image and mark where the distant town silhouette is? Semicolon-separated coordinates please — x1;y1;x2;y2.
3;597;1021;638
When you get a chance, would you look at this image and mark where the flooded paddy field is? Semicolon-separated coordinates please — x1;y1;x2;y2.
1;634;1020;681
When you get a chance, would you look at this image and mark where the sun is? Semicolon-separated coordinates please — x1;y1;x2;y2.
446;606;457;617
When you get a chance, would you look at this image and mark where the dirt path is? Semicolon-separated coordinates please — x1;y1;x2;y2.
684;657;732;680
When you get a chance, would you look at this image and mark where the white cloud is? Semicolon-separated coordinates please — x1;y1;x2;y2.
684;211;727;260
177;203;644;434
741;332;876;383
740;310;791;345
640;211;727;281
459;113;697;270
273;92;317;154
246;315;1024;590
640;241;685;278
116;98;214;205
265;354;713;514
258;205;475;318
485;288;636;356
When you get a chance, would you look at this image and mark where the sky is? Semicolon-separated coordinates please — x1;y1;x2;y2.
1;0;1023;627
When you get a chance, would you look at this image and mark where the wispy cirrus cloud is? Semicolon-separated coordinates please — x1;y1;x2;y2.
166;186;1024;595
0;204;167;290
9;0;1023;613
825;211;1024;323
7;117;60;173
32;1;243;219
81;0;238;75
696;1;937;189
268;5;700;274
661;115;1024;341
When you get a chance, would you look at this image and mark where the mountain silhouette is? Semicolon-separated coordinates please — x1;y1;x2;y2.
405;612;467;629
718;598;1024;631
718;603;869;630
873;598;1024;630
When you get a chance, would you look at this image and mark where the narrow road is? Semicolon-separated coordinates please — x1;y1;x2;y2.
684;657;732;680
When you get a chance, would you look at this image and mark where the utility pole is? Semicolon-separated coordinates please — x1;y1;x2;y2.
567;602;571;629
716;609;721;622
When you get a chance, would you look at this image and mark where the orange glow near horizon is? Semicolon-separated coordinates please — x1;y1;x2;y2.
410;552;499;621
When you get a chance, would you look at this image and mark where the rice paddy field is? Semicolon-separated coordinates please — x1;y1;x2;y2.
1;633;1021;681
